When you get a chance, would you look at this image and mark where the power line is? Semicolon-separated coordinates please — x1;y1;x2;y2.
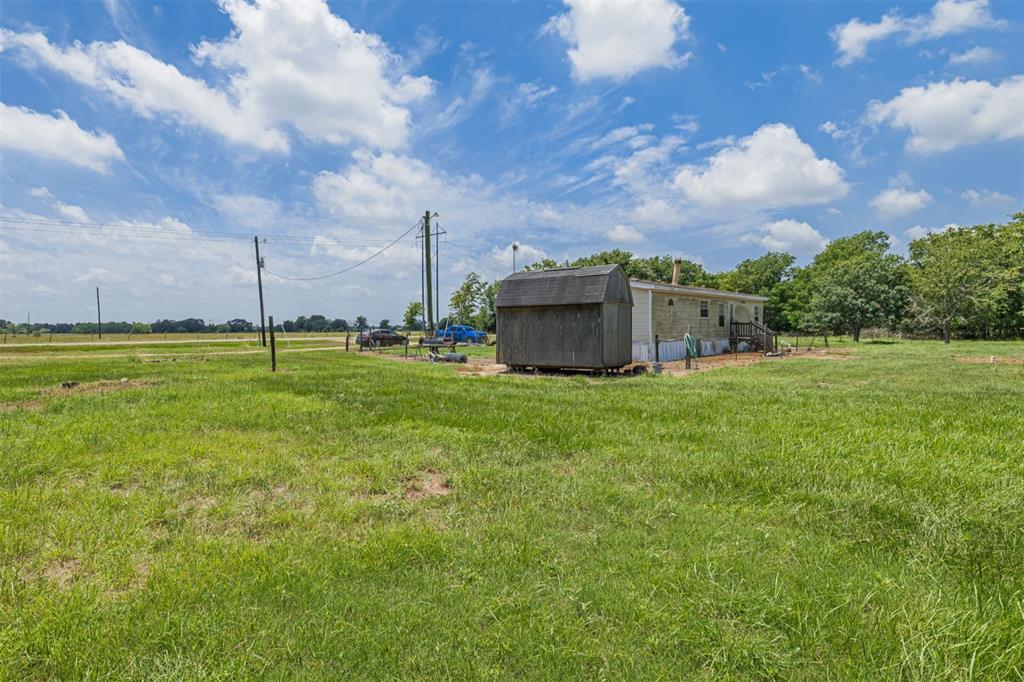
0;215;411;246
263;218;424;281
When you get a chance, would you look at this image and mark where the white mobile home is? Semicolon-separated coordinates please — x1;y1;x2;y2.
629;262;770;361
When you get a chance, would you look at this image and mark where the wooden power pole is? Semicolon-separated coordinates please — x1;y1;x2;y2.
96;286;102;339
254;236;267;347
423;211;433;334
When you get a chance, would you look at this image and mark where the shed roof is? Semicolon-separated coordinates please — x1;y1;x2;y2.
496;264;633;308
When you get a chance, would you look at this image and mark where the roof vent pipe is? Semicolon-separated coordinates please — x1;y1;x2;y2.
671;258;682;286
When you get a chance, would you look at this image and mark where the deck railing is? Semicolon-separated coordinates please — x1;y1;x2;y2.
730;320;777;352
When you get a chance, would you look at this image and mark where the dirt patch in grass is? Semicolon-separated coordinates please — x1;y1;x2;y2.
0;398;43;413
403;469;451;501
955;355;1023;366
178;494;217;515
43;558;81;589
42;378;161;398
109;480;140;495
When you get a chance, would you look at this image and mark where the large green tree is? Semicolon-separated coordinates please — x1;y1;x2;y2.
449;272;485;325
402;301;424;331
908;226;1000;342
474;280;501;331
795;231;909;341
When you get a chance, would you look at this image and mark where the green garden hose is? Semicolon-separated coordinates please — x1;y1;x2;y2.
683;333;697;358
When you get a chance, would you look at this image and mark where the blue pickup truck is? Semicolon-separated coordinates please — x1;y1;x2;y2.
438;324;488;344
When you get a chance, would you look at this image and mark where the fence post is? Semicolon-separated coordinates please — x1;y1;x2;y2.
269;315;277;372
654;334;659;363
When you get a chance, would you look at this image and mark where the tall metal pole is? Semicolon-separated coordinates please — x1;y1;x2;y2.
435;223;440;326
96;287;102;339
423;211;433;334
254;236;266;347
420;226;426;333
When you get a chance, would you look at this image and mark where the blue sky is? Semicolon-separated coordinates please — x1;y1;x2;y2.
1;0;1021;324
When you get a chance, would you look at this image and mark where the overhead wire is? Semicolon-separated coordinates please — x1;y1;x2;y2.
262;218;424;281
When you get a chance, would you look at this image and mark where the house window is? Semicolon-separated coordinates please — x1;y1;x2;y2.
667;299;674;306
754;305;760;323
718;303;725;327
700;301;709;318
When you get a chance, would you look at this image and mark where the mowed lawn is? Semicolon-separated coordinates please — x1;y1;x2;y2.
1;341;1021;679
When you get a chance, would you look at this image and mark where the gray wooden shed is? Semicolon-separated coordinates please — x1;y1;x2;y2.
495;264;633;371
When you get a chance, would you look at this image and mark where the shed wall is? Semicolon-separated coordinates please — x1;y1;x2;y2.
601;302;633;367
497;305;606;369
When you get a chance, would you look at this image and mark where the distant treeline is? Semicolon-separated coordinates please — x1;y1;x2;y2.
1;314;389;336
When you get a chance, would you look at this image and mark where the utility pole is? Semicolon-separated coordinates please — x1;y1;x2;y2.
435;222;440;326
423;211;433;334
254;236;266;347
512;242;519;273
96;287;102;339
420;227;426;333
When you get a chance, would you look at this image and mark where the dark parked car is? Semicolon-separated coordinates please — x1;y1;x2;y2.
356;329;408;347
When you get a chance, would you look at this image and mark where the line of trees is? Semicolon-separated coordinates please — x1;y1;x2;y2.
440;212;1022;341
0;315;389;335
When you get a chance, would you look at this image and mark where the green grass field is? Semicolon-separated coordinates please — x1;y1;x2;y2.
1;340;1022;679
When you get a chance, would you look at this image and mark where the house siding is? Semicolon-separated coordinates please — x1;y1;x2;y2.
629;283;765;345
631;289;652;344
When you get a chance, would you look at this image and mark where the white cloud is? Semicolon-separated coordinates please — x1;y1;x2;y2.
905;0;1006;42
515;82;558;108
314;150;446;223
819;121;838;136
866;76;1024;154
0;103;124;172
672;113;700;136
1;0;431;152
606;224;646;244
961;188;1014;206
870;188;934;217
590;125;655;150
490;243;546;270
674;123;848;210
28;186;91;221
194;0;432;148
947;46;996;65
544;0;691;81
742;219;828;256
830;13;903;66
831;0;1006;65
311;149;602;243
56;202;91;222
214;194;282;229
906;223;958;240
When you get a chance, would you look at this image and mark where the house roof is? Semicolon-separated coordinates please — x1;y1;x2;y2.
629;279;769;303
496;264;633;308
